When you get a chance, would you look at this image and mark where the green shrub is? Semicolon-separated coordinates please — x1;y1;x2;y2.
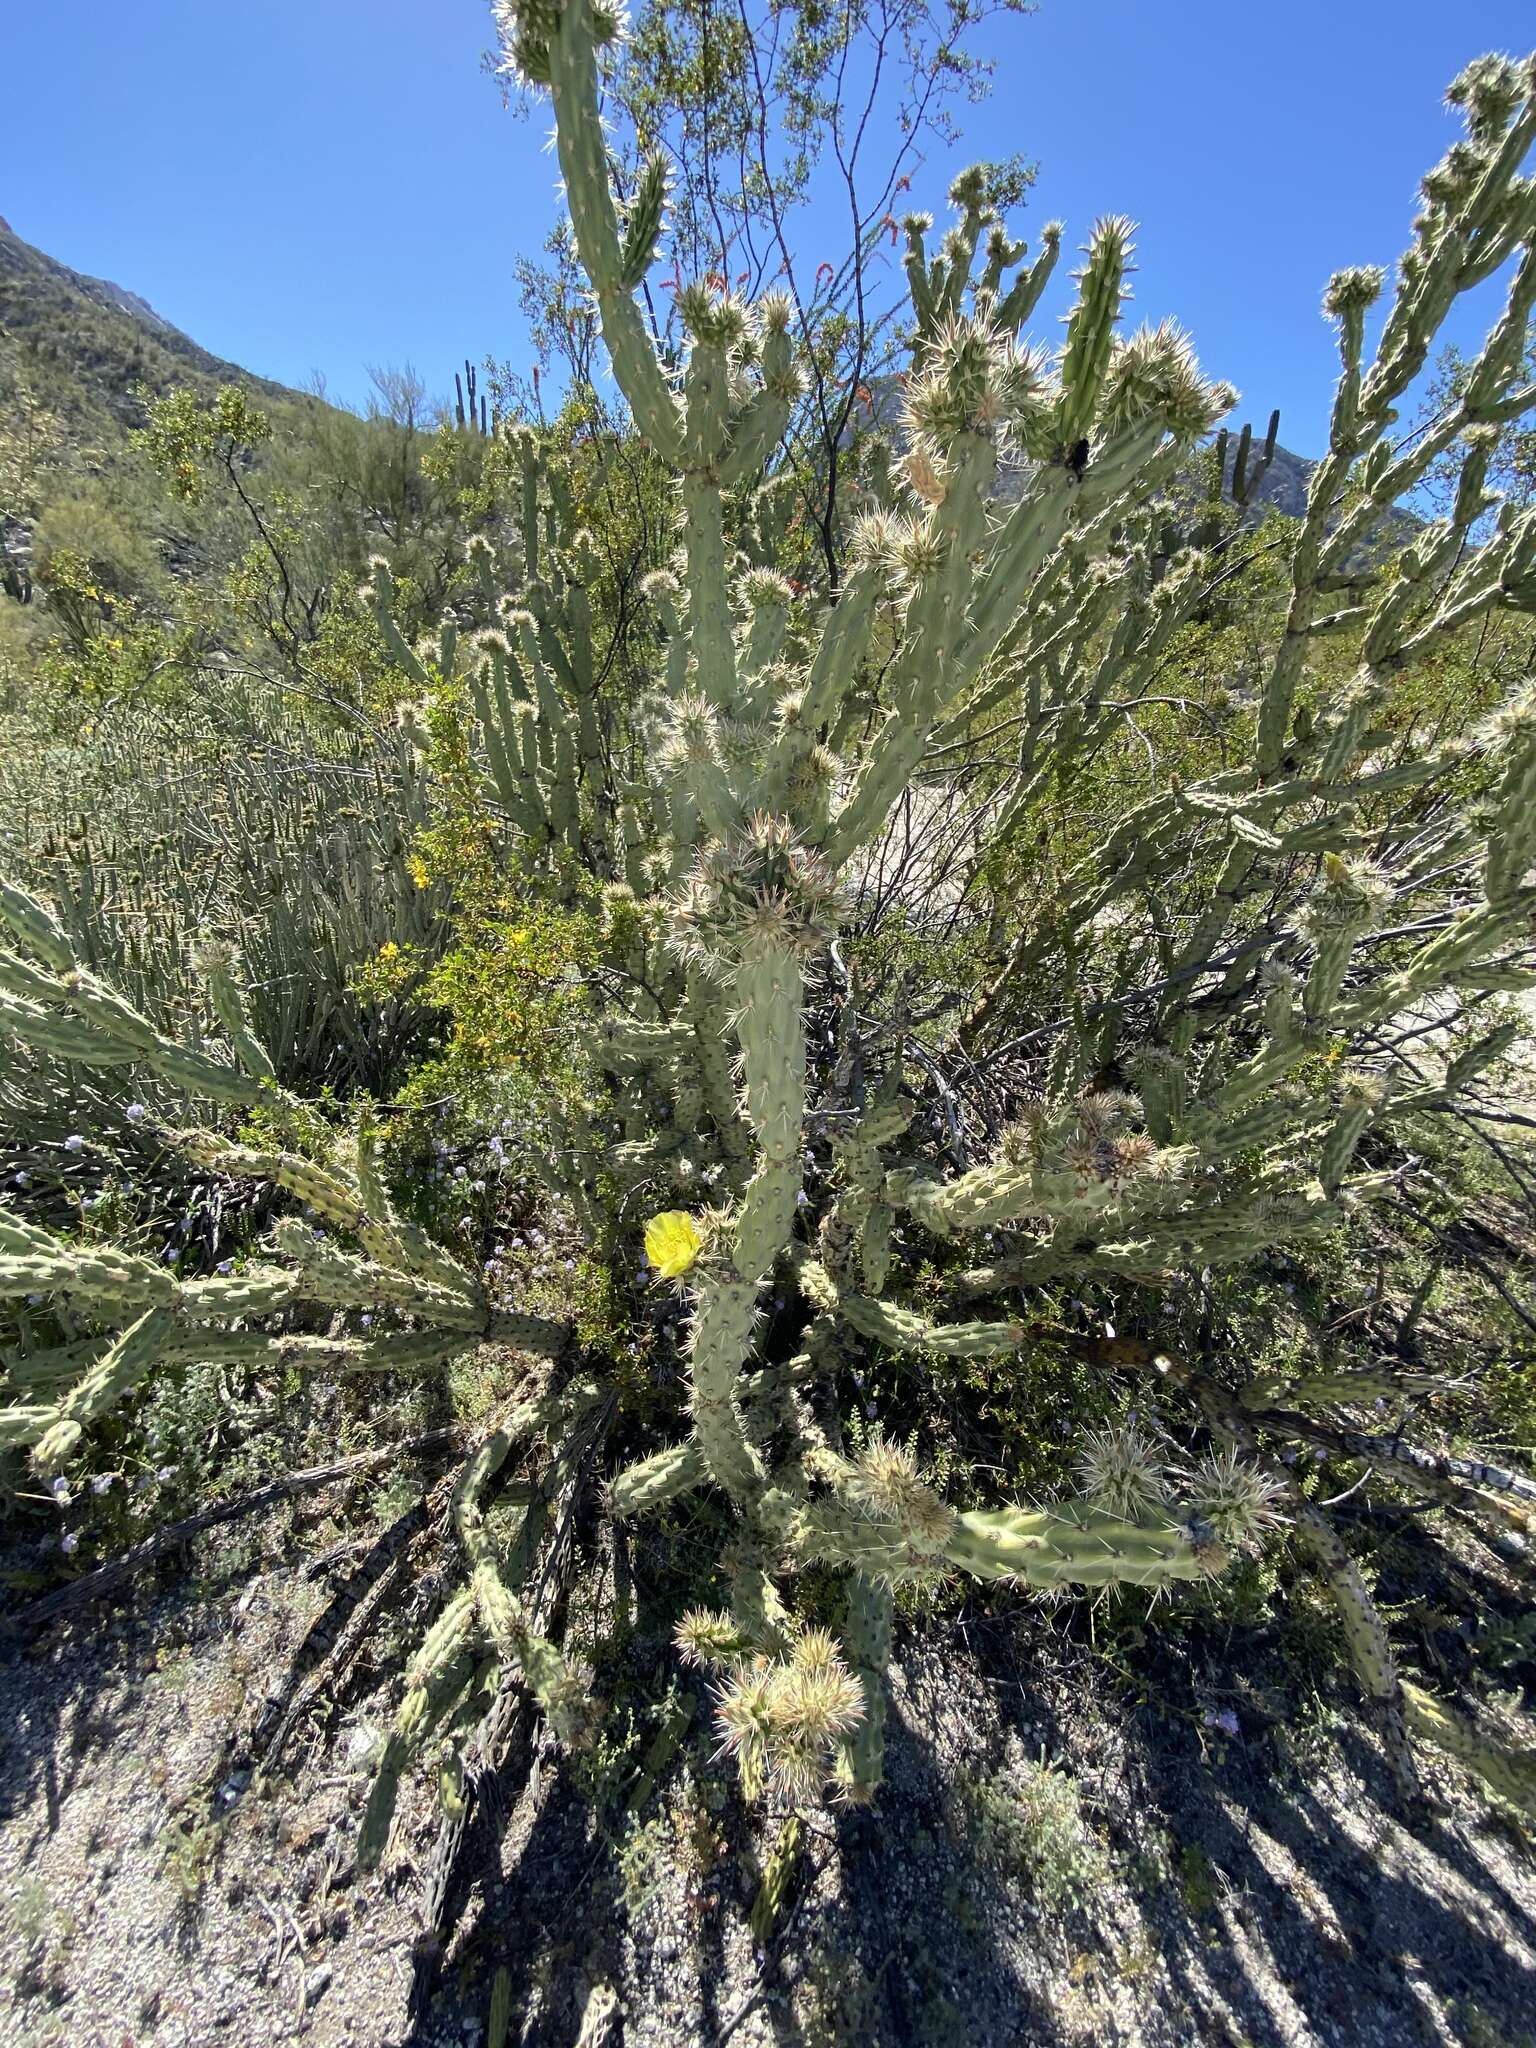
958;1754;1114;1913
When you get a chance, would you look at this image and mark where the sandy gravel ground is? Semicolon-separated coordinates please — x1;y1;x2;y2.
3;1522;1534;2048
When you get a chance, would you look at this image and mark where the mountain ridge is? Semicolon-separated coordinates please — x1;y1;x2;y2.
0;213;297;430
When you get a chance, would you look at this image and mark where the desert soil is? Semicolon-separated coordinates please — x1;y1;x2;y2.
2;1509;1534;2048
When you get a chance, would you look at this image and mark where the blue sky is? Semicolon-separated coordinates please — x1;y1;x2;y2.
3;1;1532;453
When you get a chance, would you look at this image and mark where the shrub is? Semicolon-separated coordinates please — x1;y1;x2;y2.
958;1753;1112;1914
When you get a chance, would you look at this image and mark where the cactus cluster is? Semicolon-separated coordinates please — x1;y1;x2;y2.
0;878;583;1854
0;696;447;1157
6;9;1536;1848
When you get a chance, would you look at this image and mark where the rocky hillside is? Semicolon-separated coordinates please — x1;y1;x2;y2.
0;219;329;616
0;213;292;434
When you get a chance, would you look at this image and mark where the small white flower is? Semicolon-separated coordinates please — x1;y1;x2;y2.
49;1476;70;1502
125;1103;146;1123
91;1473;114;1495
64;1134;85;1153
61;1532;79;1555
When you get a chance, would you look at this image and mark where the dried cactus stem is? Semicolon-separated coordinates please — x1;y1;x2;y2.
749;1813;804;1940
1402;1682;1536;1818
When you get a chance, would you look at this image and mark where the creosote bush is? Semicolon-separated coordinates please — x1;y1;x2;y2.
4;10;1536;1870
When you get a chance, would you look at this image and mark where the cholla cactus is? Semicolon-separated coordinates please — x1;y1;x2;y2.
0;881;578;1863
7;16;1536;1838
687;1624;867;1804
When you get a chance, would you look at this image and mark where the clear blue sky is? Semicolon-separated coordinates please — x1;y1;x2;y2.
3;2;1532;454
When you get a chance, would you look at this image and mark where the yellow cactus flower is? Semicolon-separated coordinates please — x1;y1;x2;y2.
645;1210;702;1280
